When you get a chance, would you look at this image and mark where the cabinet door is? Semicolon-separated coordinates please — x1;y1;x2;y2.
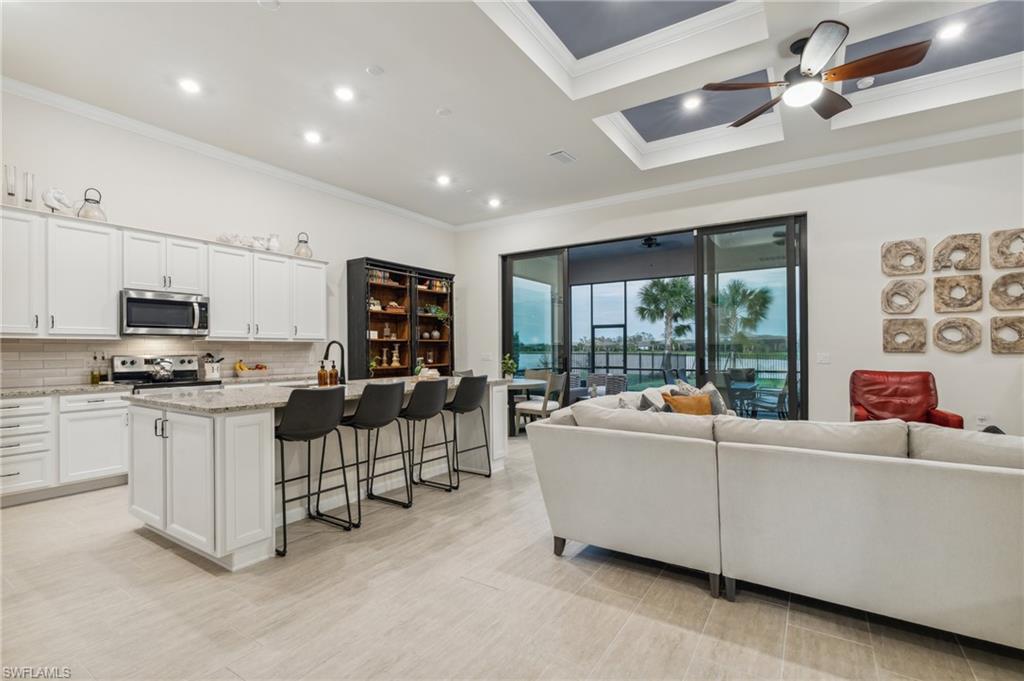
208;246;252;339
123;231;166;291
48;219;121;336
59;408;129;482
129;406;166;528
253;254;291;339
291;260;327;340
218;411;274;553
165;237;207;294
1;211;45;335
165;412;215;554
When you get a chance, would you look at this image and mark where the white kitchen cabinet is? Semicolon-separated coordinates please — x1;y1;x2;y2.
291;260;327;340
208;245;253;339
0;452;54;494
253;253;291;340
124;231;207;294
59;407;129;482
219;411;274;553
48;218;121;337
1;210;46;335
164;411;215;554
129;406;166;528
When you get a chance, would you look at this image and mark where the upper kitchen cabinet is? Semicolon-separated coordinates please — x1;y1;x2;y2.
1;210;46;335
253;253;291;340
48;218;122;337
124;230;207;294
291;260;327;340
208;245;253;339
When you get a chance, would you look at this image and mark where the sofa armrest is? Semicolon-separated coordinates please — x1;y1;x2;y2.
928;408;964;429
851;404;869;421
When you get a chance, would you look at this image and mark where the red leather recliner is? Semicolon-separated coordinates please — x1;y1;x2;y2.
849;370;963;428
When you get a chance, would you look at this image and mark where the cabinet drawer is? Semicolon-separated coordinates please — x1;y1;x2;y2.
0;452;54;493
0;414;52;440
0;397;53;419
59;392;131;412
0;433;53;458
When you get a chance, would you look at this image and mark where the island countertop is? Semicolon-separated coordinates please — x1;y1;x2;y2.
124;376;512;415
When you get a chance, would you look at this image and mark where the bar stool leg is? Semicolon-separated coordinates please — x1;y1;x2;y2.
313;429;354;531
442;412;458;490
306;441;314;519
276;438;288;556
367;423;412;508
452;407;492;479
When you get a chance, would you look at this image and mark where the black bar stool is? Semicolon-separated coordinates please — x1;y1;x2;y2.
337;381;410;522
445;375;491;486
402;379;453;493
274;386;349;557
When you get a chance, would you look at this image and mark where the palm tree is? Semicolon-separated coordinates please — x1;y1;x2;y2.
714;279;773;355
635;278;695;369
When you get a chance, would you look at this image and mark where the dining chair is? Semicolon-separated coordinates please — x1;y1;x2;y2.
515;372;566;434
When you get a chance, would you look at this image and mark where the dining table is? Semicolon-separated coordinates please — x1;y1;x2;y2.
505;377;549;436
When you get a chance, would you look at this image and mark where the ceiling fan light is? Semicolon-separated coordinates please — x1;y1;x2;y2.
782;80;824;107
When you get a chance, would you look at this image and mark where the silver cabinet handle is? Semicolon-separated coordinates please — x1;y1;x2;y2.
246;323;251;335
154;417;161;436
34;314;39;329
50;314;54;329
255;323;260;335
0;443;18;449
0;424;20;430
86;398;106;403
0;405;20;410
124;413;129;427
160;419;169;439
0;472;21;478
168;275;172;288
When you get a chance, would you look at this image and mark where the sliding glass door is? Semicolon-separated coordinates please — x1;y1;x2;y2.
696;216;806;419
502;250;568;375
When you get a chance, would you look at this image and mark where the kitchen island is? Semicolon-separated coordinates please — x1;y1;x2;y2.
125;376;509;570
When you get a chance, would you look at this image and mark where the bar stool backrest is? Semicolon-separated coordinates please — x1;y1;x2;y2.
448;375;489;413
403;379;450;420
605;374;628;395
453;369;474;377
349;382;406;429
278;387;347;441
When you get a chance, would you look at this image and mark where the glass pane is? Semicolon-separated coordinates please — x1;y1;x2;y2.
703;225;792;420
593;326;624;371
627;277;697;388
510;254;564;374
570;285;591;379
592;282;624;325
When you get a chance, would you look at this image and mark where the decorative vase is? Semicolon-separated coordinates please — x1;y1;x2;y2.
294;232;312;258
431;330;441;340
268;233;281;251
391;344;401;367
422;331;430;339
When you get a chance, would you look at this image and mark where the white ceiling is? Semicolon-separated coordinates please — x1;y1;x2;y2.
2;1;1020;228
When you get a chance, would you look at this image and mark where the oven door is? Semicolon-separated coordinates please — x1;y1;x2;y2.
121;290;209;336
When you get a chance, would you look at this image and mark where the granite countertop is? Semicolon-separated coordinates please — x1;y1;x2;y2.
1;383;133;399
221;373;316;385
125;376;512;415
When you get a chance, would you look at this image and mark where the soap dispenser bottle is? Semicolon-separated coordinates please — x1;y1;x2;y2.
317;361;328;387
328;361;339;386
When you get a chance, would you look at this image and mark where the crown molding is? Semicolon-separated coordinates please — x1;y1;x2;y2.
457;119;1022;231
475;1;768;100
2;78;454;232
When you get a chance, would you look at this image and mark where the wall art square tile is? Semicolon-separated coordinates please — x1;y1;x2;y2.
932;318;981;353
882;318;927;353
932;233;980;271
934;274;983;313
990;229;1024;269
881;279;926;314
990;272;1024;311
991;316;1024;354
881;238;926;276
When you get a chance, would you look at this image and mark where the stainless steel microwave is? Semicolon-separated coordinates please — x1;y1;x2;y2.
121;289;209;336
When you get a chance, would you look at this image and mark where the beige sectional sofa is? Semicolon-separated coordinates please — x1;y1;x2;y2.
526;393;1024;649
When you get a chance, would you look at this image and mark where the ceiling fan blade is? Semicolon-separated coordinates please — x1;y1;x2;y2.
730;94;783;128
800;20;850;76
822;40;931;82
703;81;786;91
810;88;853;120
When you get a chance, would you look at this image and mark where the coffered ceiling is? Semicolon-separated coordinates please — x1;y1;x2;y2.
2;1;1021;228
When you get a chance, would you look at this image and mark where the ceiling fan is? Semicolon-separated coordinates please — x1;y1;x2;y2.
703;20;932;127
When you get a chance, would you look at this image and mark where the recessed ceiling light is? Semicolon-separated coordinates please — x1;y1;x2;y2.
178;78;201;95
303;130;322;145
435;107;453;117
366;65;385;76
938;22;965;40
256;0;280;10
856;76;875;90
682;96;701;111
334;86;355;102
436;174;451;187
488;197;502;208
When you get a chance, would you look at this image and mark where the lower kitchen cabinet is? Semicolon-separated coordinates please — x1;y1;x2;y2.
0;452;54;494
58;407;129;483
129;406;166;528
165;412;215;554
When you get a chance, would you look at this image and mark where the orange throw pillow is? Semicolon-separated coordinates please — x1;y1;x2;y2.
661;392;713;416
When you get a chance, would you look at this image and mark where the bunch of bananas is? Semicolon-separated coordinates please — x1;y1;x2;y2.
234;360;268;373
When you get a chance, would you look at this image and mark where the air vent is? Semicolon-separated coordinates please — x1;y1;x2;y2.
548;149;577;164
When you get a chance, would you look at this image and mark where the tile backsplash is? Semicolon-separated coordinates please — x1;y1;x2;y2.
0;338;327;388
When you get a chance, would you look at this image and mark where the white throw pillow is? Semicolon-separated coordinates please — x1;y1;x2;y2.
572;400;714;440
713;415;908;458
546;406;577;426
908;422;1024;470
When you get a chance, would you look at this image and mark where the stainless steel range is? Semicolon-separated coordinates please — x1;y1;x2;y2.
111;354;222;393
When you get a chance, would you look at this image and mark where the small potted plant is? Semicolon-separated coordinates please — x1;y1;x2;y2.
369;356;381;378
501;353;517;379
425;304;450;328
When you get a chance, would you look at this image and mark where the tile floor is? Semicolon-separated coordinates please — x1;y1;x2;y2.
2;438;1022;680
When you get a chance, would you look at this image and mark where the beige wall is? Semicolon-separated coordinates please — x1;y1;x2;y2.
1;93;456;382
454;136;1024;434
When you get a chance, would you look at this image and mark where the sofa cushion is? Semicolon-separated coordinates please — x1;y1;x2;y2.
572;400;714;441
663;393;713;416
546;406;577;426
638;386;682;411
908;422;1024;469
713;415;908;457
